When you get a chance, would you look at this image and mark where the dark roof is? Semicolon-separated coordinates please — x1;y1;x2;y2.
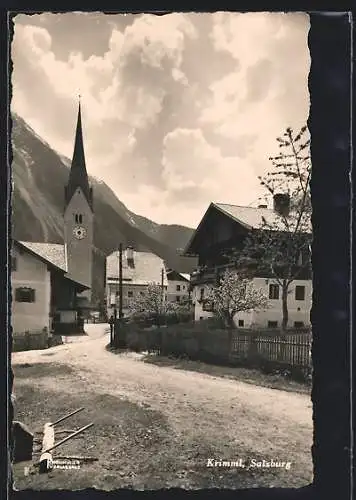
167;270;190;282
65;102;93;210
184;202;312;255
107;250;168;286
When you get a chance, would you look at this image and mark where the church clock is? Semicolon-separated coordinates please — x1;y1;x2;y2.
73;225;87;240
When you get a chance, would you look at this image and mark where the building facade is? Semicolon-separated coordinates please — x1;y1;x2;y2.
166;269;191;304
185;200;312;329
11;241;89;336
106;248;168;318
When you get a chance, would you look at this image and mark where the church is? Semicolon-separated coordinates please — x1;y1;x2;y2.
11;101;97;337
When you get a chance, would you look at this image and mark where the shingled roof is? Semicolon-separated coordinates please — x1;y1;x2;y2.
214;203;283;230
106;250;168;287
18;241;67;271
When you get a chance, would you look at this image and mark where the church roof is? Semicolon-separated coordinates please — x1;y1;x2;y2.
106;250;168;287
17;241;67;271
65;101;93;210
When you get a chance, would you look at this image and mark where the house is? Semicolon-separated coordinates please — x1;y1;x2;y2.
11;100;101;336
166;269;191;305
11;240;89;336
184;195;312;328
106;247;168;318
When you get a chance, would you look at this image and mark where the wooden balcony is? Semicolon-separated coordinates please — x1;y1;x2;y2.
190;263;233;286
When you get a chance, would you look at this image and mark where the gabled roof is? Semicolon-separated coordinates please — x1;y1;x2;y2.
16;241;67;272
106;250;168;287
167;269;190;282
184;201;311;255
214;203;283;230
14;241;90;291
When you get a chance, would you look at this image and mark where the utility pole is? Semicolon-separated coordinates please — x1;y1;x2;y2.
119;243;123;320
161;268;164;304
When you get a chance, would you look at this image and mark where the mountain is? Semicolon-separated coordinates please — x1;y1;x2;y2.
11;113;197;305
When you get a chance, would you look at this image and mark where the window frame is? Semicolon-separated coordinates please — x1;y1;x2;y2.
267;320;278;328
295;285;306;301
15;287;36;303
269;284;280;300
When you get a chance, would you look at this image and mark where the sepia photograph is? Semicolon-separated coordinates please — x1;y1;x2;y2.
10;11;313;491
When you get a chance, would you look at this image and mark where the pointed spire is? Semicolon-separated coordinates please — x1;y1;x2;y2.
65;97;93;210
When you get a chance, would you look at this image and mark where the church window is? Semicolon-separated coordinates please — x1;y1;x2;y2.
74;214;83;224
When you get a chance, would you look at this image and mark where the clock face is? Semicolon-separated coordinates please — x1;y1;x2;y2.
73;225;87;240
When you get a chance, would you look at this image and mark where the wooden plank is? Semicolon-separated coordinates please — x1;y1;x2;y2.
39;423;55;473
42;423;94;455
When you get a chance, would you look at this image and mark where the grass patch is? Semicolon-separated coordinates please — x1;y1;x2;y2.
13;363;75;379
142;354;311;395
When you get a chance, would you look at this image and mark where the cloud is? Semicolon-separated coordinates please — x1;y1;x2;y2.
162;128;264;213
11;12;310;227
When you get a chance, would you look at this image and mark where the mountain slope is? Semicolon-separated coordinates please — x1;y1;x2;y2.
11;114;197;304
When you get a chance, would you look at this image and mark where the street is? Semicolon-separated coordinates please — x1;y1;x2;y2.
12;324;313;490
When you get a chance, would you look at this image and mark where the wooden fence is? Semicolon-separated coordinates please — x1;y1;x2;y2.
231;329;312;374
114;320;312;381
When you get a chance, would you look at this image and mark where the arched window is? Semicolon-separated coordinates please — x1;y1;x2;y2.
74;214;83;224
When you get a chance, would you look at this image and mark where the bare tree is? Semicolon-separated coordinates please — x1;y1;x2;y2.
235;125;312;332
208;270;269;328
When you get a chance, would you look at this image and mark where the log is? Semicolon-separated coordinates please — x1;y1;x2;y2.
39;423;54;473
54;455;98;462
50;407;85;427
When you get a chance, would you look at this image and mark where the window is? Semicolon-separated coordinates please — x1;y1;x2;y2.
15;287;35;303
128;291;133;297
176;284;181;291
268;320;278;328
11;256;17;271
74;214;83;224
140;291;144;296
176;296;181;302
200;288;205;302
238;319;244;327
269;284;279;300
294;321;304;328
182;285;185;290
295;285;305;301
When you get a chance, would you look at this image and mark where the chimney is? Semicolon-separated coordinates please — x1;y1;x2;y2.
273;193;290;217
127;246;134;268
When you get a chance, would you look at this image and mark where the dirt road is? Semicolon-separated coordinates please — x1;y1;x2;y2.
12;324;313;490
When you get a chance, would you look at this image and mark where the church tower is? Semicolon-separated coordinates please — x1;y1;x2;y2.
64;100;94;303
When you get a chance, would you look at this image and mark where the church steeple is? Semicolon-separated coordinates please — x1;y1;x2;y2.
65;98;93;210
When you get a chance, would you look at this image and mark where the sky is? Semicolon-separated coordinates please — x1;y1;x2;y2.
11;12;310;228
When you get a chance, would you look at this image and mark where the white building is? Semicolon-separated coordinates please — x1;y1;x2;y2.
12;240;89;336
106;247;168;318
166;269;191;304
185;199;312;329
